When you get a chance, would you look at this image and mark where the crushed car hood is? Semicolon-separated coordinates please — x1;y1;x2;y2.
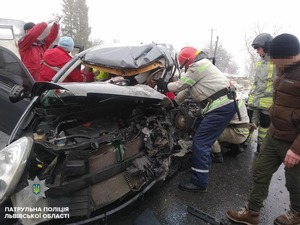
32;82;166;100
83;43;175;69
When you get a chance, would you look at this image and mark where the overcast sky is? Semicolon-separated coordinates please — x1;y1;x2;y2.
1;0;300;75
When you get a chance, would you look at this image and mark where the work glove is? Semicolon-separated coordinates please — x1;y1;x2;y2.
47;13;61;24
47;17;54;24
53;13;62;23
172;99;178;107
161;97;178;111
156;78;168;94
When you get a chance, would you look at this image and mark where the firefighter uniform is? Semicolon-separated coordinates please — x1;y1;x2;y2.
212;98;250;157
167;47;236;191
247;56;275;150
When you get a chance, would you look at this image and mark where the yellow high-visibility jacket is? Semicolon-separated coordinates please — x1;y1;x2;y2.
247;55;275;110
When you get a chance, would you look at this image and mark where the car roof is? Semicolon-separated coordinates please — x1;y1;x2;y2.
83;43;176;70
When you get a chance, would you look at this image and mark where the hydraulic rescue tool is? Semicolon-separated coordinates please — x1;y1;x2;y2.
187;206;232;225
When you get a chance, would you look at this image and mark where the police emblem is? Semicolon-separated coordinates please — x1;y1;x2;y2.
25;176;49;201
33;183;41;195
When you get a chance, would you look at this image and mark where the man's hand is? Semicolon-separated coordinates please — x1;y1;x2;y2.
47;18;54;24
54;14;61;23
249;123;257;133
48;13;61;24
284;149;300;168
156;78;168;94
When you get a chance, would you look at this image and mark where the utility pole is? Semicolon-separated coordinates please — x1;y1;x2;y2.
210;29;213;57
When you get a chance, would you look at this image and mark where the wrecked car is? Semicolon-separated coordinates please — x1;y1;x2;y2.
0;43;196;225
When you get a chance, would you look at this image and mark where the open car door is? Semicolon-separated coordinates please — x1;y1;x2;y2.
0;46;34;135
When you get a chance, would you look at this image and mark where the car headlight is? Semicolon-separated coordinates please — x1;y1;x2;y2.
0;137;33;204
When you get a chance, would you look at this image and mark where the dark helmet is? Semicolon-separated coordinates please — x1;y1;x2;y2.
252;33;273;53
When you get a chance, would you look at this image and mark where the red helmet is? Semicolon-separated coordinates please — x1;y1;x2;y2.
178;46;200;70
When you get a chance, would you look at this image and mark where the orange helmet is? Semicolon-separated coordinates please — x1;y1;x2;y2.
178;47;201;70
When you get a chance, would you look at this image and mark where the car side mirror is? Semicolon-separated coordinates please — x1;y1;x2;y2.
9;84;30;103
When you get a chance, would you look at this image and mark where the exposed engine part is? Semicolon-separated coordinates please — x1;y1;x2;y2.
125;156;151;191
25;99;175;197
33;129;46;142
173;98;200;134
174;112;186;130
14;91;205;222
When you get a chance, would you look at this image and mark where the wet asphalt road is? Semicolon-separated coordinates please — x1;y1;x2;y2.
0;131;288;225
100;131;289;225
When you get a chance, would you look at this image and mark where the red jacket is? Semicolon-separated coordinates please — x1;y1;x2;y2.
18;22;59;80
38;46;93;82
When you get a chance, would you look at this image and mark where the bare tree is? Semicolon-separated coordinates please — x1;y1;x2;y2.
243;33;259;78
205;42;240;75
89;37;103;47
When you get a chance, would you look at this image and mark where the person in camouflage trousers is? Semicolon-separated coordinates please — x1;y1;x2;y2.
226;33;300;225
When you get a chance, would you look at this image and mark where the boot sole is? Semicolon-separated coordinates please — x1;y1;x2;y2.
226;212;258;225
178;186;207;193
273;221;300;225
212;159;224;163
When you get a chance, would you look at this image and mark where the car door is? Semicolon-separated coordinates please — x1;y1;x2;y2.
0;25;20;59
0;46;34;135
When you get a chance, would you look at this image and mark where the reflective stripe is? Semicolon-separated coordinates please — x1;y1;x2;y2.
191;167;209;173
42;60;60;72
265;80;273;93
259;97;273;109
179;61;211;86
243;130;250;136
258;126;268;145
207;95;231;111
233;127;250;136
248;61;274;108
233;100;249;136
197;62;210;73
238;99;243;107
180;76;195;86
256;61;262;68
248;94;254;105
266;62;274;92
248;132;254;138
258;126;268;139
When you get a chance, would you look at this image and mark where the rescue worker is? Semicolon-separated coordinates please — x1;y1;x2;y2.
226;33;300;225
146;68;176;100
212;98;251;163
158;46;237;192
38;36;94;82
246;33;275;153
18;15;61;80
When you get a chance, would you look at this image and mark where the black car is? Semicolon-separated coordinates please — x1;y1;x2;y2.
0;43;195;225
